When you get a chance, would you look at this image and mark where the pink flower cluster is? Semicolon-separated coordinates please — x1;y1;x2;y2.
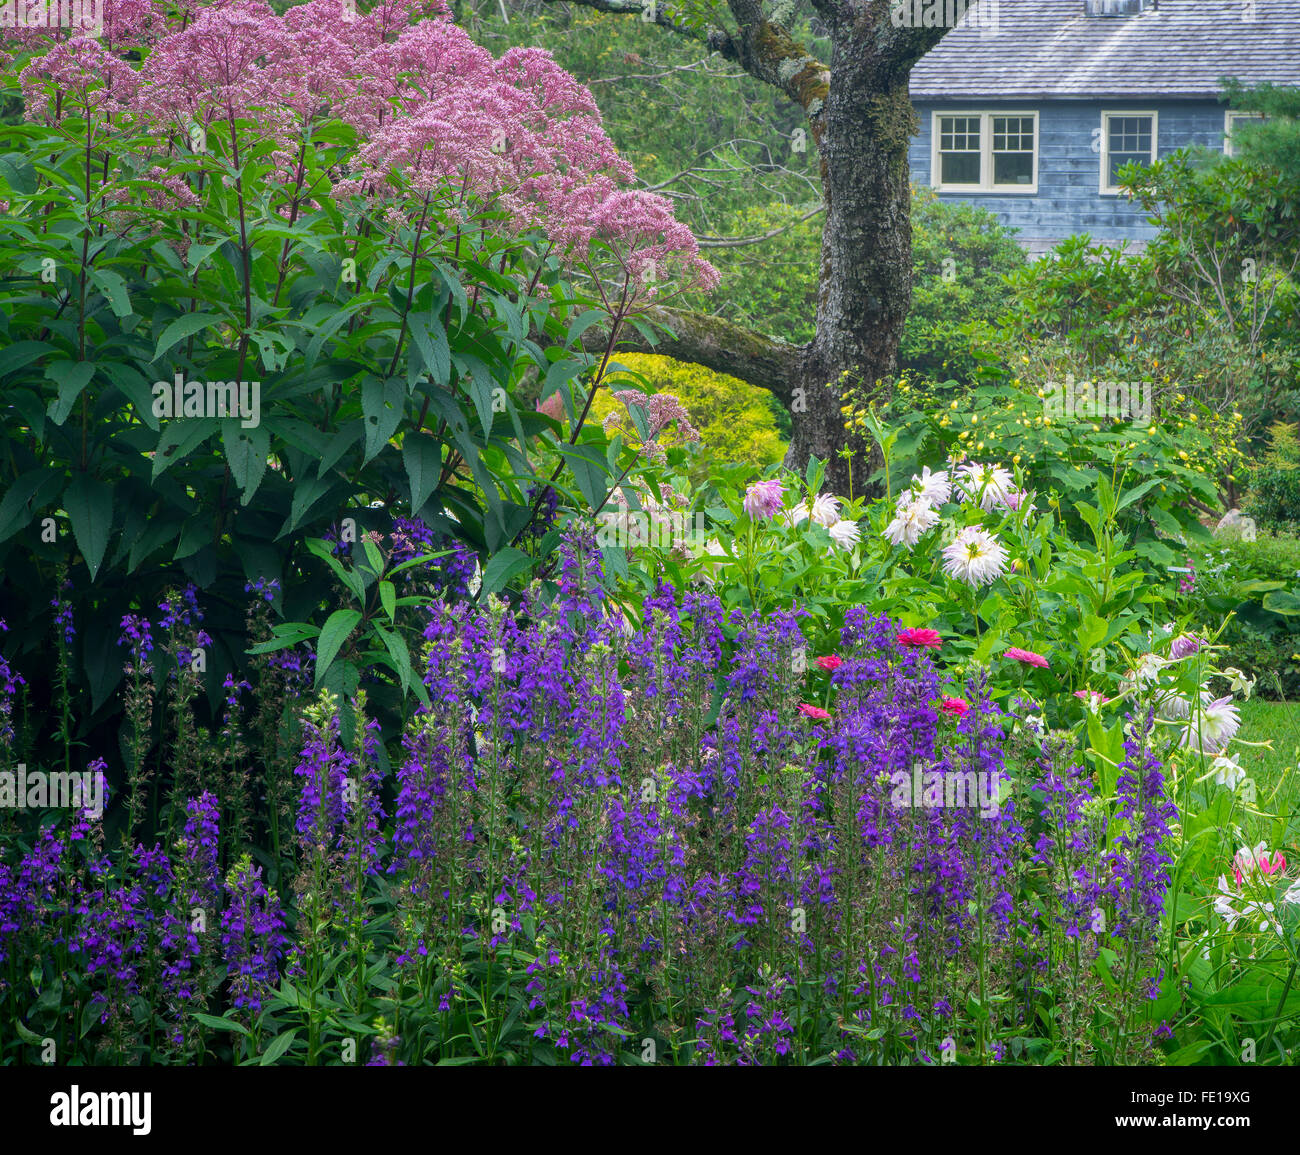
11;0;716;297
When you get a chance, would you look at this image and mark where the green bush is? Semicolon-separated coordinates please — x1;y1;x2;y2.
1244;421;1300;535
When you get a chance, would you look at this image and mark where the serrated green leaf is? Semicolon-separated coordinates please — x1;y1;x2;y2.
64;472;112;581
153;311;221;362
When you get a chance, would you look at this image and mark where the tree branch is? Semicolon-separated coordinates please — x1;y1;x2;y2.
580;306;803;404
538;0;741;60
695;203;824;247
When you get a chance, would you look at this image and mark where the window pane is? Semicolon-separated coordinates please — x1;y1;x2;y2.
991;116;1034;184
1107;116;1153;184
938;116;980;184
941;152;981;183
993;151;1033;185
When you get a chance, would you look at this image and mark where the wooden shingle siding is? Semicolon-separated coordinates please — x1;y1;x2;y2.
911;99;1228;250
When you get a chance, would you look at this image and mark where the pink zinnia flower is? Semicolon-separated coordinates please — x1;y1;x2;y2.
743;479;785;520
816;655;843;672
1005;646;1049;668
897;628;942;649
940;697;969;717
797;703;831;721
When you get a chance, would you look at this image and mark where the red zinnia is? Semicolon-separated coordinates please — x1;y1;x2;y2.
816;655;843;672
897;628;942;649
1004;646;1049;668
797;703;831;721
940;697;969;717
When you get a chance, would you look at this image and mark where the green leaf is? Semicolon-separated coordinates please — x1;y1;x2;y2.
480;546;534;597
89;268;132;318
1261;590;1300;617
221;421;271;505
64;472;112;581
0;340;57;379
314;608;362;687
153;311;221;362
153;417;219;479
45;360;95;426
373;623;412;696
305;537;366;602
191;1012;252;1037
379;579;396;623
259;1029;299;1065
403;433;441;515
361;375;405;464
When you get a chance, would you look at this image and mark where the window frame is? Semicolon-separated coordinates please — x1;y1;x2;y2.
930;110;1040;195
1224;109;1265;157
1099;110;1158;195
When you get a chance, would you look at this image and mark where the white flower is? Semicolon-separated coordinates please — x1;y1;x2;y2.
1179;694;1240;756
883;497;938;549
907;466;952;506
828;517;862;552
996;487;1035;516
1211;752;1246;791
1214;874;1278;934
956;461;1014;511
1283;879;1300;906
1120;653;1167;697
1223;667;1256;700
940;526;1009;586
783;493;840;528
1156;693;1192;722
808;492;842;528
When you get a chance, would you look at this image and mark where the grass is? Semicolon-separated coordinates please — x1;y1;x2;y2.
1238;695;1300;844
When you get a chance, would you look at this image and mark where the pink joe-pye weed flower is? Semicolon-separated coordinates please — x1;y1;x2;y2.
743;479;785;520
896;628;942;650
1004;646;1050;669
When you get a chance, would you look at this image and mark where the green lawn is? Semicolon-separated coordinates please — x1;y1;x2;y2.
1238;697;1300;844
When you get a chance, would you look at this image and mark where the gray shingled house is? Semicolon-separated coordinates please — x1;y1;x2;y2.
906;0;1300;256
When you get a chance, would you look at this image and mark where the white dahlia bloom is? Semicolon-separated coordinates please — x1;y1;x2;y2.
956;461;1014;511
1180;694;1240;756
906;466;952;507
940;526;1008;586
828;517;862;552
883;497;938;549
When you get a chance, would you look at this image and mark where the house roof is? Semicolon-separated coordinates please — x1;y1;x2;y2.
908;0;1300;100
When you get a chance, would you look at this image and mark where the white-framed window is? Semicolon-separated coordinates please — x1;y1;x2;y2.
931;111;1039;193
1100;111;1157;194
1224;110;1266;157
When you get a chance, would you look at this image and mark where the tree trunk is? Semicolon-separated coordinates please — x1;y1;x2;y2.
792;28;919;498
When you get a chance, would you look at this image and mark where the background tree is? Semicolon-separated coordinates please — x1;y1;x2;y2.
478;0;956;494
